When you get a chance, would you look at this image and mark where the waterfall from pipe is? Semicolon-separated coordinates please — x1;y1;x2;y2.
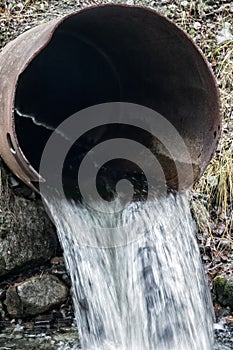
46;192;214;350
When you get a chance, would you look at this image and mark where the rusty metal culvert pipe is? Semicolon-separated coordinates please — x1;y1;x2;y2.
0;5;221;197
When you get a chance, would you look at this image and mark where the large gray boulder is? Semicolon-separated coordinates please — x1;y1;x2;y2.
5;274;69;317
0;160;58;276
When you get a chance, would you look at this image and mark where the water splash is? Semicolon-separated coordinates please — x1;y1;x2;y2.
48;192;214;349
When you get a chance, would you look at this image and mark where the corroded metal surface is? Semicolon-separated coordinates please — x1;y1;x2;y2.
0;4;221;192
0;18;62;185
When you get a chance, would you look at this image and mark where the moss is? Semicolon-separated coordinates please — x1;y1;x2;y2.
214;276;233;309
213;276;227;297
222;282;233;308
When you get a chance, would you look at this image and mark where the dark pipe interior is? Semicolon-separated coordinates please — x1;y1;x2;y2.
14;6;220;199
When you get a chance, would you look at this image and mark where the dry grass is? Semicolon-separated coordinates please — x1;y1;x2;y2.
194;36;233;238
172;1;233;241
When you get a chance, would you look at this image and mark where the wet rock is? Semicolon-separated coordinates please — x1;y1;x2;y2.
213;276;233;309
214;322;233;350
0;323;79;350
0;161;58;276
5;275;69;318
0;197;57;276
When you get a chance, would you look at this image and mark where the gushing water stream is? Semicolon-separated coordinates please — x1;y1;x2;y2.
46;192;214;350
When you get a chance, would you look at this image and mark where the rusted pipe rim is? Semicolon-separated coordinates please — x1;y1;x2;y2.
0;4;221;194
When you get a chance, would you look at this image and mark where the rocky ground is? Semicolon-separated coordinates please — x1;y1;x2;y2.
0;0;233;349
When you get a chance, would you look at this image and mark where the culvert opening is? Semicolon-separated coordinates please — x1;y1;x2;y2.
13;6;220;196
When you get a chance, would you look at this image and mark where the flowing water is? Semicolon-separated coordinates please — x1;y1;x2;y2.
45;192;214;350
